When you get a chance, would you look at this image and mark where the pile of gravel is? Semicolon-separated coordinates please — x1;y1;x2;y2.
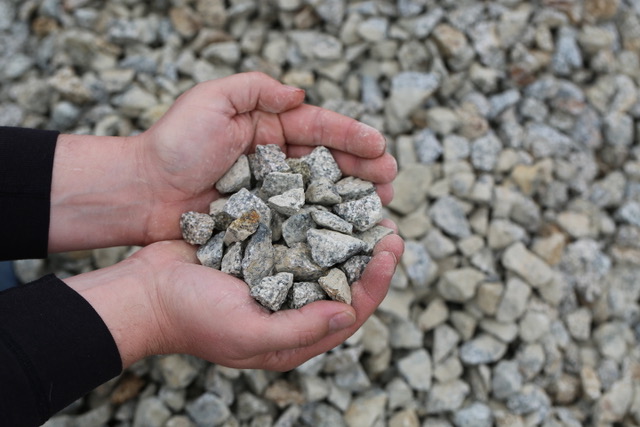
3;0;640;426
180;144;387;310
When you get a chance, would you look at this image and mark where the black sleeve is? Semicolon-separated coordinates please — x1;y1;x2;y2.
0;275;122;426
0;126;58;261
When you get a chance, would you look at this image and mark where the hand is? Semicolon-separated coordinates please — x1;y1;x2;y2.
66;224;404;371
49;72;396;251
137;71;397;244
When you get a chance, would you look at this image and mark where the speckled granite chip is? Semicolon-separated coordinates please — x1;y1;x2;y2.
180;212;215;245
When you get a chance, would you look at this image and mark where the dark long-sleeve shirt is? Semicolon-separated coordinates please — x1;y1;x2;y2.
0;127;122;426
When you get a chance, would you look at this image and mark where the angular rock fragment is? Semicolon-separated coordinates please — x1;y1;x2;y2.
303;146;342;182
285;158;312;185
502;242;554;288
356;225;394;254
307;229;366;268
224;188;272;225
318;268;351;304
221;242;243;277
241;224;274;287
430;196;471;238
334;193;383;232
341;255;371;284
250;272;294;311
335;176;375;200
282;212;316;246
274;243;326;281
180;211;215;245
305;177;342;205
251;144;291;181
215;154;251;194
209;198;234;230
223;210;260;245
310;210;354;234
268;188;305;216
259;172;304;199
197;232;225;269
287;282;327;309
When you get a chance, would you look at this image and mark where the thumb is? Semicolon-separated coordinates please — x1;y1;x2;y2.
244;301;356;355
205;72;306;115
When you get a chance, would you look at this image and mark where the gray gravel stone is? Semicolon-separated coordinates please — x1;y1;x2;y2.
453;402;493;427
425;380;470;414
460;333;508;365
318;268;351;304
220;242;243;277
250;272;294;311
260;172;304;199
430;196;472;238
307;229;366;268
414;129;443;164
252;144;291;181
303;146;342;183
196;232;225;269
333;193;383;232
334;177;375;201
274;243;325;281
340;255;370;284
180;212;215;245
305;177;342;206
437;268;486;303
282;211;316;246
215;154;251;194
268;188;305;216
185;393;230;427
397;349;432;392
388;164;432;215
224;188;272;225
288;282;327;309
242;223;274;287
310;210;353;234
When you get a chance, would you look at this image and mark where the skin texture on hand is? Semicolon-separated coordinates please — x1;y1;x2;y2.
49;72;397;252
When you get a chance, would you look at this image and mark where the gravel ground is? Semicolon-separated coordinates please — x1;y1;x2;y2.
2;0;640;426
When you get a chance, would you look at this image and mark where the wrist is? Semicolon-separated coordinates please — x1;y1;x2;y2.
63;255;164;368
49;134;148;251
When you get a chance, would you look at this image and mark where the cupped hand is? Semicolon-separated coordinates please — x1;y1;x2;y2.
71;222;404;371
135;72;397;244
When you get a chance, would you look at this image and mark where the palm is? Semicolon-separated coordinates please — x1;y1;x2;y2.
133;73;396;244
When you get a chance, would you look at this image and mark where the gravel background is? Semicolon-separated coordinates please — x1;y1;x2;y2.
2;0;640;426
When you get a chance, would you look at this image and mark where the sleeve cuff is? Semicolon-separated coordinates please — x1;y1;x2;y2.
0;275;122;425
0;127;59;260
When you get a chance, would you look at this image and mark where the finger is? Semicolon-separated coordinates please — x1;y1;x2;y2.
280;104;386;159
286;145;397;184
378;218;399;234
376;183;394;205
203;72;306;115
241;300;356;356
372;233;405;260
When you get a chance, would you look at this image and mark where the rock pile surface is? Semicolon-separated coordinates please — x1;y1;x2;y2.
3;0;640;426
180;144;386;311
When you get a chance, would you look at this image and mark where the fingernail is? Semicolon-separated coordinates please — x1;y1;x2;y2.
329;311;356;333
284;85;304;93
